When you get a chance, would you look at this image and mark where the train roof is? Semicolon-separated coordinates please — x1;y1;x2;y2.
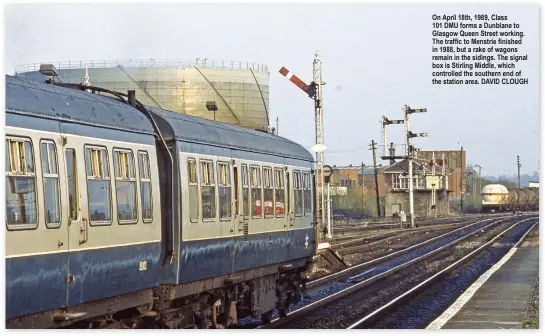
148;107;314;162
6;75;314;162
6;75;155;135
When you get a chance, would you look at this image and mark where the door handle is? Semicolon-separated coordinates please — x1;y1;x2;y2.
79;218;89;244
289;212;295;227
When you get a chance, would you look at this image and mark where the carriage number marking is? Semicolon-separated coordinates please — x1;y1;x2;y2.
139;260;148;271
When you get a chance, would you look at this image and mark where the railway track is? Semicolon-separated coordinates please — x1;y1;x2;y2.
331;213;506;235
331;219;496;255
348;217;538;329
254;214;532;328
329;213;508;245
307;216;504;289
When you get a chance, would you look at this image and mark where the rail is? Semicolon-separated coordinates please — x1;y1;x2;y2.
14;59;269;74
348;216;538;329
257;216;520;328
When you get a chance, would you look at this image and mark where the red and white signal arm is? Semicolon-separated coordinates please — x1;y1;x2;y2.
323;165;334;177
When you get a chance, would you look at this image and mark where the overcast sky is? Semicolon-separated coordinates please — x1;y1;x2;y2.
5;3;539;177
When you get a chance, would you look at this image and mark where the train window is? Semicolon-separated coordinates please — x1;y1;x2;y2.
65;149;78;220
114;149;137;224
6;138;38;228
187;158;199;222
218;162;232;219
251;166;262;218
138;152;153;222
274;168;285;217
293;171;303;216
200;160;216;220
303;172;312;216
263;167;274;217
40;140;60;227
85;146;112;225
241;164;249;218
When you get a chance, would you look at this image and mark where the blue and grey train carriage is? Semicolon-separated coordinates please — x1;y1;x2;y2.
5;74;316;329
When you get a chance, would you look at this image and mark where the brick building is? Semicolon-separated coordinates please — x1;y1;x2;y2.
328;165;385;198
326;164;386;215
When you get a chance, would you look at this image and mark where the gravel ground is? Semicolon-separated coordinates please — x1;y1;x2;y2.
523;278;539;329
276;218;518;328
520;225;539;248
522;226;539;329
341;225;481;266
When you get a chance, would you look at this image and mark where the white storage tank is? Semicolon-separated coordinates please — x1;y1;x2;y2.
481;184;509;205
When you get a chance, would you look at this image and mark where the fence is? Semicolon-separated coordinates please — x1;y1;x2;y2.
14;59;268;74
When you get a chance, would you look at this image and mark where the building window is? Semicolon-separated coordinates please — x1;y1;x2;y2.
274;168;285;217
413;175;424;189
294;171;303;216
242;164;250;217
303;172;312;216
400;174;408;189
85;146;112;225
263;167;274;217
393;174;408;189
251;166;262;217
114;149;137;223
200;160;216;220
187;158;199;222
218;162;232;219
40;141;60;227
6;138;38;228
138;152;152;222
392;174;400;189
65;149;78;221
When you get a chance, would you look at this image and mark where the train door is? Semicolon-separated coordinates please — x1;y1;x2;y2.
5;132;69;320
286;169;295;228
62;135;91;308
238;163;250;237
292;170;306;229
218;161;236;237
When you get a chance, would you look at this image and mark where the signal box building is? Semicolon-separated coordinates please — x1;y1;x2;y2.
383;158;452;218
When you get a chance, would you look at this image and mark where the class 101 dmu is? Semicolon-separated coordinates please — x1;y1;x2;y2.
5;74;318;329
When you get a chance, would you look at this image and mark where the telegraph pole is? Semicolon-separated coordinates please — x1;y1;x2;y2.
370;140;381;217
460;146;464;212
517;155;521;188
431;151;437;218
404;105;428;228
361;162;365;207
474;164;482;203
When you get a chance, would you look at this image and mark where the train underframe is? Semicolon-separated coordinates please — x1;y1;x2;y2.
6;260;311;329
482;203;539;213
